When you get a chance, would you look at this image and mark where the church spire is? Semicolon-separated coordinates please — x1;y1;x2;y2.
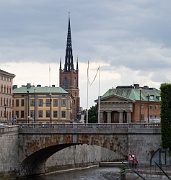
64;13;74;72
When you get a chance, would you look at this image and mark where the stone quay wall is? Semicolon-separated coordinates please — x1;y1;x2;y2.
0;125;19;179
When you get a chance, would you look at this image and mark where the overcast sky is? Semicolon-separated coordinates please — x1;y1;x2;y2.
0;0;171;109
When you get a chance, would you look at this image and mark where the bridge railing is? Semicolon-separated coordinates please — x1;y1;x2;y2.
18;123;160;129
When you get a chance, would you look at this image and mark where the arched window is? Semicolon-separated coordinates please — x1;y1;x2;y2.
64;77;68;89
4;98;6;106
6;98;8;106
74;77;76;88
9;99;11;107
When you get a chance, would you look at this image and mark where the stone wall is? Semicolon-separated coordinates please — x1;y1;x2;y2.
0;125;19;178
128;126;161;164
46;144;121;172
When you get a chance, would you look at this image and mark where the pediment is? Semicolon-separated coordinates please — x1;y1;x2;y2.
101;94;132;102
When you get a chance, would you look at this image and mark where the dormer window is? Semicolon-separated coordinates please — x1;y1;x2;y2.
150;95;154;100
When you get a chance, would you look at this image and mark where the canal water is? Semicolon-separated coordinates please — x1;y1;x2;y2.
26;167;121;180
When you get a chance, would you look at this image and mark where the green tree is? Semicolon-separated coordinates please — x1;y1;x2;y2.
160;83;171;153
84;105;98;123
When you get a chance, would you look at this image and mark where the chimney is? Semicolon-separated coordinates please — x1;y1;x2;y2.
27;83;31;89
13;85;18;90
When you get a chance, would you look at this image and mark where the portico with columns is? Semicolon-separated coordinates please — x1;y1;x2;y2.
97;95;133;123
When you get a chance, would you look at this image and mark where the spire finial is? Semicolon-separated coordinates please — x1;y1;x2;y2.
64;14;74;72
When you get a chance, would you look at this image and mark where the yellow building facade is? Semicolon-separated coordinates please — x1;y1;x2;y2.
12;83;73;124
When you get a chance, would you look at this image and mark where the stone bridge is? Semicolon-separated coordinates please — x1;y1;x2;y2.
18;123;161;176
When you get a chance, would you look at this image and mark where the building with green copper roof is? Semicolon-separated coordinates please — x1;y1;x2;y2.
96;84;161;123
12;83;73;124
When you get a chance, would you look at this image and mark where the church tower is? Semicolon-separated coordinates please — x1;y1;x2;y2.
59;16;80;120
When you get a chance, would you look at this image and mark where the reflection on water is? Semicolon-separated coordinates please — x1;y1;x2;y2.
27;167;121;180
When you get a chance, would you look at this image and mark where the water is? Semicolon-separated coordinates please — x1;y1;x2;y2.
26;167;121;180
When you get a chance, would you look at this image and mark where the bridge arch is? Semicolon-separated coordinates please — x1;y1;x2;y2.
19;143;80;176
18;123;160;177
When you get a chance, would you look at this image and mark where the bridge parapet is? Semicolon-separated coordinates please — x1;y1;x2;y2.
19;123;160;134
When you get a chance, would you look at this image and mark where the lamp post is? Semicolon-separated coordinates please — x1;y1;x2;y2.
27;91;30;124
148;94;150;123
50;93;52;123
34;89;36;123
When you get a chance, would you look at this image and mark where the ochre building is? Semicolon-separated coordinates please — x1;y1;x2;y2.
12;83;73;124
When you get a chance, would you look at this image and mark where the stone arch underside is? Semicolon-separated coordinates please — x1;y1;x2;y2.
19;133;128;177
19;143;80;177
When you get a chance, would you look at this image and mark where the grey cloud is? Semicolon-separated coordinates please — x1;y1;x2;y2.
0;0;171;71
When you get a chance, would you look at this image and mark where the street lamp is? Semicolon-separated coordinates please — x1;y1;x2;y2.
50;93;52;123
148;94;150;123
27;91;30;124
34;89;36;123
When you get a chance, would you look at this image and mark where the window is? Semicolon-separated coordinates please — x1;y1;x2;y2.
21;99;24;106
150;105;153;109
53;99;58;107
21;111;24;118
61;99;66;107
74;78;76;88
141;104;144;109
155;105;158;110
64;77;68;89
53;111;58;118
62;111;66;118
30;99;35;106
150;95;154;100
16;99;19;107
46;99;50;107
16;111;19;118
140;114;144;120
4;98;5;106
30;110;35;118
38;110;43;118
39;99;43;106
6;98;8;106
46;110;50;118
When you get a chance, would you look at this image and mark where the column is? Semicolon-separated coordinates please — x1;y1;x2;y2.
99;112;103;123
107;111;111;123
127;111;131;123
119;111;123;123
